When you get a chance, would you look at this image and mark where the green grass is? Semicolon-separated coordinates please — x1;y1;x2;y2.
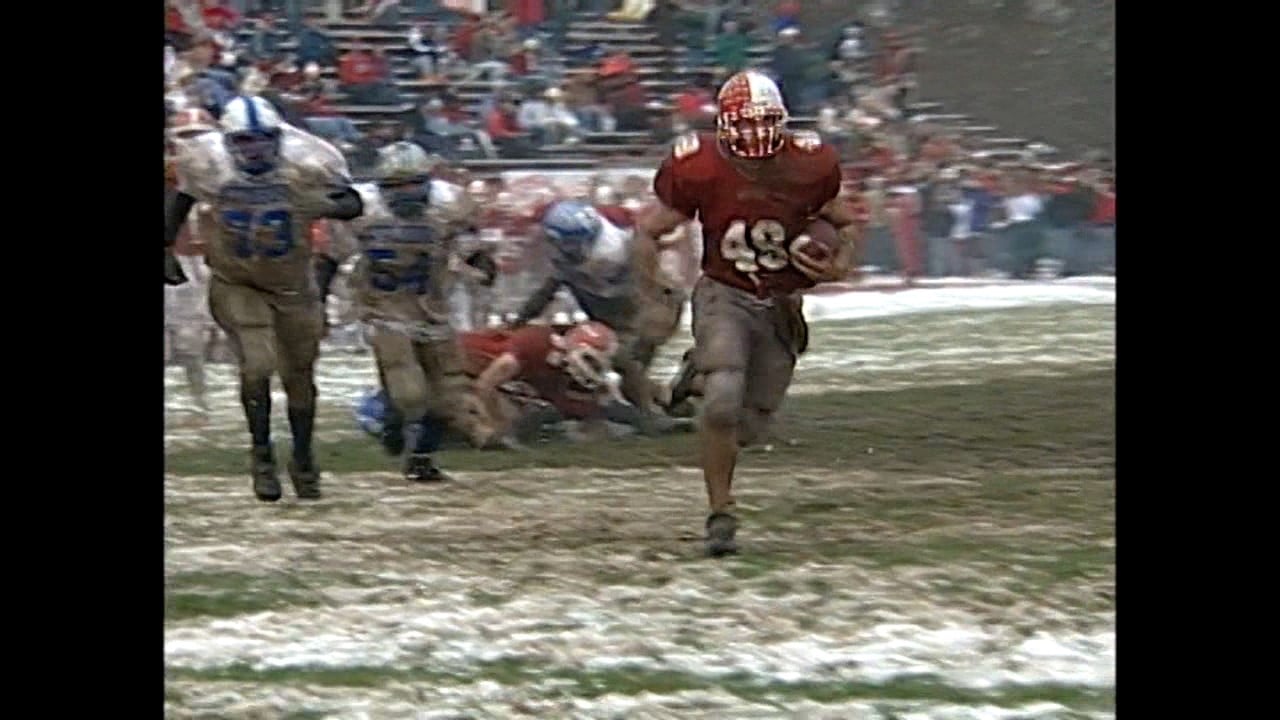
167;660;1114;711
165;306;1115;715
165;369;1114;477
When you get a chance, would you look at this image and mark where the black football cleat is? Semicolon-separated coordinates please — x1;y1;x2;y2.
288;456;322;500
405;454;449;483
251;446;281;502
705;512;739;557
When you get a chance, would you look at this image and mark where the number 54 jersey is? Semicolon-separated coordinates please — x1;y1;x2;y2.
174;125;354;295
335;181;476;332
653;130;842;296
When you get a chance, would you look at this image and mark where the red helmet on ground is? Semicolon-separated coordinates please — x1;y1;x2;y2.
716;70;789;159
562;321;619;391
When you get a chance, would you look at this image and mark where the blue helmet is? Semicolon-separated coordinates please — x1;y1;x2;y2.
542;200;603;264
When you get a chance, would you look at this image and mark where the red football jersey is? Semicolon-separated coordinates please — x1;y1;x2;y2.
460;326;603;420
653;131;842;295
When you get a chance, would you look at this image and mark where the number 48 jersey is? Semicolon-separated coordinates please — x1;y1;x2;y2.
652;130;842;296
174;124;353;295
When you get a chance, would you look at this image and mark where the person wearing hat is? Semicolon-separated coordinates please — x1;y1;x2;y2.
542;86;584;145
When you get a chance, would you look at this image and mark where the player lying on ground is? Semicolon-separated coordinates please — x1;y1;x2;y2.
165;95;364;502
512;200;686;434
355;321;692;451
316;141;497;482
465;320;694;443
636;70;865;556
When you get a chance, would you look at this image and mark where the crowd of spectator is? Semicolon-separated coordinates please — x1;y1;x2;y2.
165;0;1115;282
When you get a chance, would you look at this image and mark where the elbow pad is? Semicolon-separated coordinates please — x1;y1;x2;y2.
325;187;364;221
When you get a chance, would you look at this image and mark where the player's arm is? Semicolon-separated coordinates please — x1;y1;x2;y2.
300;131;364;221
164;190;197;286
512;276;562;326
473;352;523;424
637;145;699;265
811;195;865;281
165;191;197;249
793;157;863;282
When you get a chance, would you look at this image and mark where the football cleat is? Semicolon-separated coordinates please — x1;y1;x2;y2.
705;512;739;557
405;454;449;483
288;457;322;500
251;445;281;502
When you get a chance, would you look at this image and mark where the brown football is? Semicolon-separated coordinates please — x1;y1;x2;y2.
791;218;841;266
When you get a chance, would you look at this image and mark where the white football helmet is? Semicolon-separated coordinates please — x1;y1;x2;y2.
716;70;789;159
220;95;284;175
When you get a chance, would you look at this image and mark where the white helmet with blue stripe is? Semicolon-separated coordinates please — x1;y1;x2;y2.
220;95;284;176
542;199;603;264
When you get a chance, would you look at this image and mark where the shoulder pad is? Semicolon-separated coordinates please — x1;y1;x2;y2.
791;130;824;153
174;134;233;201
672;132;702;161
430;179;477;230
283;125;353;187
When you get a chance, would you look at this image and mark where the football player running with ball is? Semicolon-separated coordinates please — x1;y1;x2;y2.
165;95;364;502
636;71;864;556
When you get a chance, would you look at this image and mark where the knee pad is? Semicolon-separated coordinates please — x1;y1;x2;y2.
701;370;746;431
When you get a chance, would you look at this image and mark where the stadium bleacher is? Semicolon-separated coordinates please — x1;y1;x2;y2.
218;8;1048;172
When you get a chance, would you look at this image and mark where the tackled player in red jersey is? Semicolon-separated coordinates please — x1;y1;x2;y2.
637;70;864;557
461;321;621;444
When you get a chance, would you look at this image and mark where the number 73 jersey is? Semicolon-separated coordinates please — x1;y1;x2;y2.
653;131;843;296
174;124;354;295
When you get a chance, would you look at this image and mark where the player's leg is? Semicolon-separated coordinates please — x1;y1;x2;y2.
369;328;432;476
374;367;406;456
209;278;281;502
274;295;327;499
738;295;804;448
690;277;752;557
173;326;210;412
664;346;702;416
408;336;471;481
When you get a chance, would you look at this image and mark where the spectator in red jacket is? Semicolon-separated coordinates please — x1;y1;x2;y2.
339;41;401;105
1089;175;1116;274
201;0;240;32
507;0;546;35
487;96;534;158
673;79;714;126
598;61;648;132
452;13;483;60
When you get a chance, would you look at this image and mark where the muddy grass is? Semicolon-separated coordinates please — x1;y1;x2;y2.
165;366;1114;718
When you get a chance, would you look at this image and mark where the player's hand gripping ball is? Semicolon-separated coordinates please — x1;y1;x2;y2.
790;218;843;282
